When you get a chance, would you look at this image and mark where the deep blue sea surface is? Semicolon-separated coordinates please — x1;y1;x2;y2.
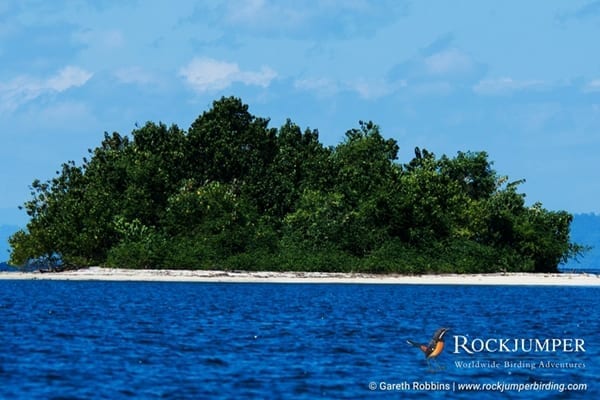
0;281;598;399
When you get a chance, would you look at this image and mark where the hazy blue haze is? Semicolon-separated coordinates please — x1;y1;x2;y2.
561;214;600;272
0;282;597;398
0;225;19;266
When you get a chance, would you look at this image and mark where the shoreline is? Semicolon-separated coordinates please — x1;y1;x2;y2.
0;267;599;285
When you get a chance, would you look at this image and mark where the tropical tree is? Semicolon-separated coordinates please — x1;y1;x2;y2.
264;119;333;218
186;96;277;211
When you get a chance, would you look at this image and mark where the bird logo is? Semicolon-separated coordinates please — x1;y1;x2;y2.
407;327;450;370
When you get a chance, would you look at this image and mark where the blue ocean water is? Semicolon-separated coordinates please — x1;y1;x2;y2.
0;281;597;399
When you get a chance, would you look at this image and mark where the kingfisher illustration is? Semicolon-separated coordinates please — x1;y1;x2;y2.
407;327;450;370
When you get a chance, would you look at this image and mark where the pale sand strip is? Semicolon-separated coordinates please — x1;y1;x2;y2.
0;267;599;285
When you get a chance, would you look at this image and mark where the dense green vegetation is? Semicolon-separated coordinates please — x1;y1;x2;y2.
9;97;584;273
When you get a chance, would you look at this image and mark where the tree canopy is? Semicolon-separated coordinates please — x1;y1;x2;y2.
9;96;584;273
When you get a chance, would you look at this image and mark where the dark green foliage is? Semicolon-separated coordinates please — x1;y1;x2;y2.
264;120;334;218
186;97;277;215
9;96;584;273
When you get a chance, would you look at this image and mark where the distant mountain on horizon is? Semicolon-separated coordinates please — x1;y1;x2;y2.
561;213;600;272
0;225;19;263
0;261;16;272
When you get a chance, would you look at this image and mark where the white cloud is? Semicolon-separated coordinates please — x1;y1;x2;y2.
388;44;485;91
294;77;339;96
349;78;407;100
46;66;93;91
473;77;545;95
226;0;269;23
424;49;473;75
0;66;93;112
209;0;403;40
72;28;125;49
295;76;406;100
179;57;277;93
114;66;156;85
412;81;454;96
583;79;600;92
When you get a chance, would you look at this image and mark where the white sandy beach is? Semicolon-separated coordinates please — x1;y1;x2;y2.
0;267;599;285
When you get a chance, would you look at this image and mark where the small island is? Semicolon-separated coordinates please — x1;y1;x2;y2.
8;97;584;274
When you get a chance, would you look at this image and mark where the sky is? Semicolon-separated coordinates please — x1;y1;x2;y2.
1;0;600;226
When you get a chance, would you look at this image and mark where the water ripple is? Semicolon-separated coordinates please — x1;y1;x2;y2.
0;281;597;398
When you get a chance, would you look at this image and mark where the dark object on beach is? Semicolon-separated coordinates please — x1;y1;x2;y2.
38;264;79;273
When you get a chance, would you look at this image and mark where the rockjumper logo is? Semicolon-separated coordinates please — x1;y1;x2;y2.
453;336;586;355
407;327;450;369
